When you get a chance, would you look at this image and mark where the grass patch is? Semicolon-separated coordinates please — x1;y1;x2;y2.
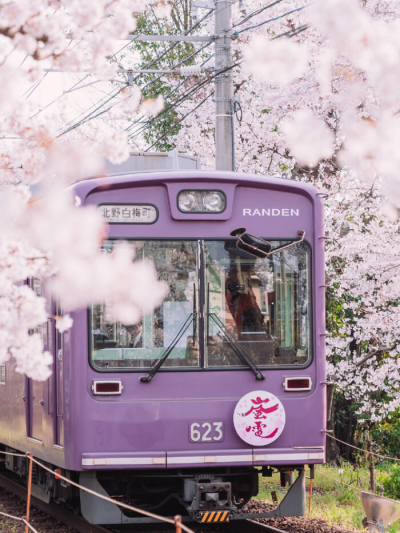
257;463;400;532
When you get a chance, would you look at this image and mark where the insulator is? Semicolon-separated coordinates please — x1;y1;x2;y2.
179;65;203;76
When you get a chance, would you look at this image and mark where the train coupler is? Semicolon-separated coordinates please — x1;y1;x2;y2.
187;481;236;522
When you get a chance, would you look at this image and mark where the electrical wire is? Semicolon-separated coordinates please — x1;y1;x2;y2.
127;5;309;143
128;56;244;145
234;3;312;35
58;10;215;137
232;0;285;27
29;75;92;120
125;41;216;139
128;74;213;140
57;85;127;137
125;41;213;133
128;59;227;141
11;54;29;80
61;40;213;138
145;90;214;151
127;51;216;139
55;18;168;133
271;23;309;39
23;72;49;100
125;35;218;138
29;29;158;127
47;0;308;143
141;59;242;149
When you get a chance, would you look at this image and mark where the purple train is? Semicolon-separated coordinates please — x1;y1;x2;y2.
0;170;326;525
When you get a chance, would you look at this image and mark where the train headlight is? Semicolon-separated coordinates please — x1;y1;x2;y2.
203;192;225;212
179;192;197;212
178;190;226;213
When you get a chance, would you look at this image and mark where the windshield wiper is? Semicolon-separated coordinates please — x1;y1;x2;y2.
140;312;196;383
209;313;265;381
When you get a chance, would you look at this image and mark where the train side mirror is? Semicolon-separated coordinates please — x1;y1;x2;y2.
230;228;305;258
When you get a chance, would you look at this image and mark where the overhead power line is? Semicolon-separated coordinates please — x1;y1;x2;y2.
125;47;215;139
58;9;215;137
234;3;312;35
145;91;214;151
232;0;285;27
135;60;243;146
125;41;213;132
60;45;212;138
127;57;241;141
271;23;309;40
130;20;308;145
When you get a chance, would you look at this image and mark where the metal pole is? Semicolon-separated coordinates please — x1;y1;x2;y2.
214;0;234;171
24;453;33;533
174;514;182;533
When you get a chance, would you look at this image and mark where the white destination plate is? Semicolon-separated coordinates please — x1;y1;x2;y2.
98;204;158;224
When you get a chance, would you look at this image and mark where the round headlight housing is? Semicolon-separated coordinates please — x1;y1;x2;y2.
179;193;197;212
203;191;225;212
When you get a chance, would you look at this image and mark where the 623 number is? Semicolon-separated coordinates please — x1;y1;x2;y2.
189;422;223;442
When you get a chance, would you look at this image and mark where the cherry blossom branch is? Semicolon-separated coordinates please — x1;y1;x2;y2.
355;345;398;368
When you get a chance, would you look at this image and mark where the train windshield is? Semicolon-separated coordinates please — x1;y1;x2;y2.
205;240;310;368
91;240;200;370
90;239;311;371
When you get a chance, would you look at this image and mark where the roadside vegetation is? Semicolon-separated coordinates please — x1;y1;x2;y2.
258;461;400;533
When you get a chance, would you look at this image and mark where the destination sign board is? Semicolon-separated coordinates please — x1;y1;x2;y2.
98;204;158;224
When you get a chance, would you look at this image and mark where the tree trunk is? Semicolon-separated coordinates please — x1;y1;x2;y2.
367;440;375;493
326;383;340;465
335;396;357;461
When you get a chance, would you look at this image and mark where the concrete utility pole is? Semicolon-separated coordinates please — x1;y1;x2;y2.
214;0;234;171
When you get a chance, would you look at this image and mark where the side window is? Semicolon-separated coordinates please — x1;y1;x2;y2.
30;277;49;350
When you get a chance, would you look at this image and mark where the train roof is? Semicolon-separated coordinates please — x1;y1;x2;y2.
71;170;321;204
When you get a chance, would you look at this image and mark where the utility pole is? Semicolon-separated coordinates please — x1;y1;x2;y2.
214;0;234;171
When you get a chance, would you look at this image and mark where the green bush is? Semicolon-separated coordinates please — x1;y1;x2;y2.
383;465;400;500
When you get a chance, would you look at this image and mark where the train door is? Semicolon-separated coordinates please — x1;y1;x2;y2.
54;304;64;446
27;378;44;441
27;278;46;442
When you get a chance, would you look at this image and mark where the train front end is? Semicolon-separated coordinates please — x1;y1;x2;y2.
71;170;326;525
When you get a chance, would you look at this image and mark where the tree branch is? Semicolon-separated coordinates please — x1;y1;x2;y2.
355;345;398;368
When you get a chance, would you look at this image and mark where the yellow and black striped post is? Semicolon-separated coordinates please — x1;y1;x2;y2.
198;511;231;523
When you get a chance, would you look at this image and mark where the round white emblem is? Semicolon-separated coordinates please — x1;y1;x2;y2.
233;390;286;446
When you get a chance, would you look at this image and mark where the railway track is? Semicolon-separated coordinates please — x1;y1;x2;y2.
0;473;287;533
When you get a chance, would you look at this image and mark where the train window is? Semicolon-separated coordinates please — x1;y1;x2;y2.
90;239;310;373
205;240;311;368
90;240;200;370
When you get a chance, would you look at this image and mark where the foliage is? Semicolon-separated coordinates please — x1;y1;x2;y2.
258;464;381;531
371;411;400;460
383;465;400;501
